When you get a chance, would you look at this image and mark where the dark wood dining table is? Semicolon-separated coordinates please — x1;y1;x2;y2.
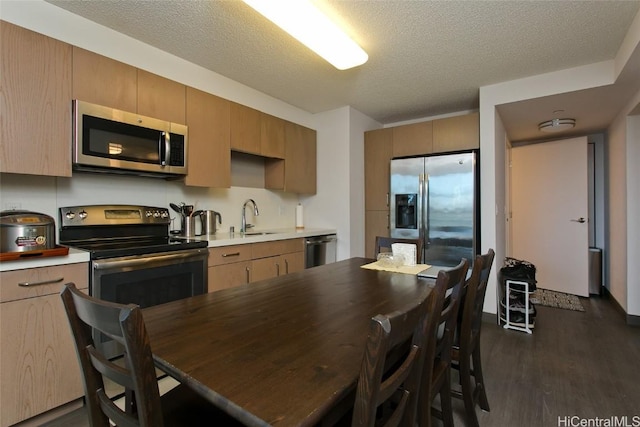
142;257;434;426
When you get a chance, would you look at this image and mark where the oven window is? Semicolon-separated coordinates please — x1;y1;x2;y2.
94;259;206;308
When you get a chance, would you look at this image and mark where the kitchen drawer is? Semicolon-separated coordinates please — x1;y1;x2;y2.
252;238;304;259
208;244;252;267
0;263;88;303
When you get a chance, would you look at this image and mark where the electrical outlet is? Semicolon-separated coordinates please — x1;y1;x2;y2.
2;201;22;210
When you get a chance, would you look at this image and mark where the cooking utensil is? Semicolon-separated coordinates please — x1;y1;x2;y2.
182;204;194;217
170;203;182;215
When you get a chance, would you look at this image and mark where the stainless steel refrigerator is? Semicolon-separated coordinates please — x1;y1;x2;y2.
390;151;478;266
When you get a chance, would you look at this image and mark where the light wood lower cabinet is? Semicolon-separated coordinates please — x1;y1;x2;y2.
208;244;253;292
251;251;305;282
208;238;305;292
0;263;89;427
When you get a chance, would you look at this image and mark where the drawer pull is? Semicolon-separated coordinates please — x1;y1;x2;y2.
18;277;64;287
221;252;241;257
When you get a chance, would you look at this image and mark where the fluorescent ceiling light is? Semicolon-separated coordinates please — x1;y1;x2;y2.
242;0;368;70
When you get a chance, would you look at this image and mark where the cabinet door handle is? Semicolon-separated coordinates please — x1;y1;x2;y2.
285;259;289;274
276;263;280;276
222;252;240;257
18;277;64;287
245;266;250;283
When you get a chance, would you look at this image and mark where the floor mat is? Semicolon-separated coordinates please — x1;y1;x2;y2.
530;288;585;312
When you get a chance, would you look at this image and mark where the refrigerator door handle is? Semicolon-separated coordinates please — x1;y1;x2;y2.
418;174;427;259
423;174;429;248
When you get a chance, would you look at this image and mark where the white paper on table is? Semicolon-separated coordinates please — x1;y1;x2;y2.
392;243;417;266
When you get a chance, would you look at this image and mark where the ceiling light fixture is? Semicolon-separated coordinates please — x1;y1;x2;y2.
538;118;576;133
242;0;368;70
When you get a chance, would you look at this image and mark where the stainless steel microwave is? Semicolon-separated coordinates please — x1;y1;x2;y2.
72;100;188;178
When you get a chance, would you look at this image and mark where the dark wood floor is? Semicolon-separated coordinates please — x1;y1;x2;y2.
44;296;640;427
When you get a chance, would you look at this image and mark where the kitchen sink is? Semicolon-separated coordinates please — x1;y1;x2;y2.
243;231;277;236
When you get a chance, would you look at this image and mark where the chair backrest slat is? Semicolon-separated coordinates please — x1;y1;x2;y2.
61;282;165;427
87;346;136;391
460;249;495;349
418;258;469;424
352;286;432;427
374;236;423;264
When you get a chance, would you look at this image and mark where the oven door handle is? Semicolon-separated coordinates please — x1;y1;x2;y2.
93;250;205;270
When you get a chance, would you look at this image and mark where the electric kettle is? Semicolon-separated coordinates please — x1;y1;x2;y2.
200;210;222;235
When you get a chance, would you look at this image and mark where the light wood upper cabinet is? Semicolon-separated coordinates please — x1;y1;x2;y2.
137;69;186;124
364;128;393;211
185;87;231;188
432;112;479;153
287;123;317;194
230;105;289;159
260;113;286;159
72;47;137;113
74;48;186;124
0;21;72;177
392;121;432;158
230;102;261;154
265;122;317;194
0;263;88;427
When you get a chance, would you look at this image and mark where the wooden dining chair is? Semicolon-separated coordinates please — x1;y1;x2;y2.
350;286;432;427
418;258;469;427
374;236;423;264
60;282;242;427
451;249;495;427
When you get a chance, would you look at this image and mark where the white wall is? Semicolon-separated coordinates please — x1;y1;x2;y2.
303;106;378;260
348;108;380;257
627;113;640;317
303;108;350;259
479;61;618;314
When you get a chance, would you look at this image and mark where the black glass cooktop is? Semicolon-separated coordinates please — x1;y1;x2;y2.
64;236;208;259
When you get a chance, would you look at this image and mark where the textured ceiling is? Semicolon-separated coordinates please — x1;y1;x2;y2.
46;0;640;134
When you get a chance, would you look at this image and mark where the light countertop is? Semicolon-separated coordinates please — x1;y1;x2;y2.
0;248;91;272
0;228;337;272
193;227;337;247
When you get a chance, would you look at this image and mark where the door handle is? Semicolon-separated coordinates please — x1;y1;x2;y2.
570;217;586;223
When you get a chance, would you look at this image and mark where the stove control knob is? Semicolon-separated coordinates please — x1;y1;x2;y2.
78;210;88;220
65;211;76;220
153;211;161;218
160;211;169;218
145;211;153;218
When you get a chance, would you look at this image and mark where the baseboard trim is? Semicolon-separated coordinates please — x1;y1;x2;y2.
601;287;640;327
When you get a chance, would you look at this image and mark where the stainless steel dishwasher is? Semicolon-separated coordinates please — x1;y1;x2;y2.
305;234;337;268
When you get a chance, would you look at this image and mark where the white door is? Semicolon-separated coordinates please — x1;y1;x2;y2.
511;137;589;297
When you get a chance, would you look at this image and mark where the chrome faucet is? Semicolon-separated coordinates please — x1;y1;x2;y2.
241;199;259;233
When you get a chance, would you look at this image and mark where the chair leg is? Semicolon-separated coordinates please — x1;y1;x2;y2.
472;344;490;412
418;395;433;427
459;353;480;427
440;370;455;427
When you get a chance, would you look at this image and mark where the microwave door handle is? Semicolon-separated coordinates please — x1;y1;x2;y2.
160;131;169;166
